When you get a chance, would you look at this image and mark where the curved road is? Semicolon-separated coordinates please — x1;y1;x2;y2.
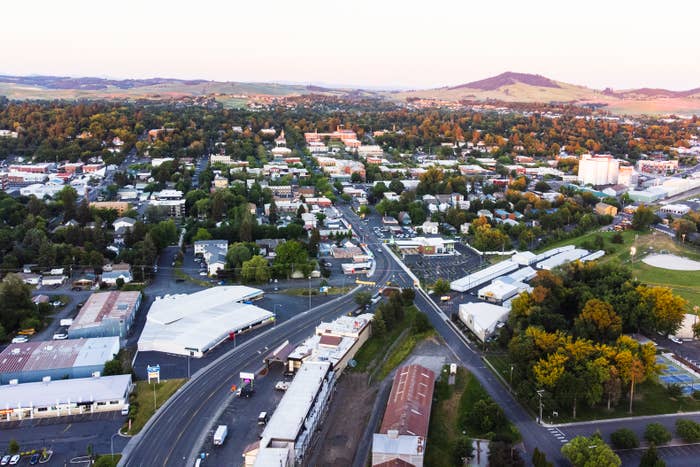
121;227;393;467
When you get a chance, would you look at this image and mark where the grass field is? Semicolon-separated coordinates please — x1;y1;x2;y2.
538;229;700;307
485;353;700;423
352;306;418;373
124;379;186;435
425;366;469;467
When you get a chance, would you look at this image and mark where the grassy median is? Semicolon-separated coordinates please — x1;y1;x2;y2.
123;379;186;435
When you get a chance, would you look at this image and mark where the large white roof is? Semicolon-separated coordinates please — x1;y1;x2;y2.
0;374;131;408
459;302;510;331
260;361;330;442
138;286;273;356
536;248;588;270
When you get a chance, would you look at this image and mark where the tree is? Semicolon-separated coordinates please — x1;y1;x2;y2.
532;447;554;467
639;444;665;467
561;434;621;467
631;205;656;231
413;312;432;334
116;277;125;289
8;439;19;454
644;423;672;445
401;288;416;303
676;419;700;442
534;180;551;192
192;227;212;242
453;437;474;466
466;398;506;433
226;243;253;270
103;358;123;376
610;428;639;449
268;200;279;225
487;441;524;467
372;310;387;338
354;291;372;308
637;285;686;336
0;273;35;333
58;185;78;220
241;255;270;283
389;179;405;195
433;278;450;295
574;299;622;342
273;240;312;278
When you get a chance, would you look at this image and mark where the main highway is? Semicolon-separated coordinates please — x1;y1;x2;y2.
120;222;394;466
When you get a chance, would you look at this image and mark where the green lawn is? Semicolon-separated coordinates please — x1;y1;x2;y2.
484;354;700;423
352;306;418;373
376;327;436;381
425;366;469;467
124;379;186;435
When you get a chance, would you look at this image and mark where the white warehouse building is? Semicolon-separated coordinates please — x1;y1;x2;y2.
138;286;274;357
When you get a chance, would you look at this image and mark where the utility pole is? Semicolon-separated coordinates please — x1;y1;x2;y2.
308;276;312;310
536;389;544;424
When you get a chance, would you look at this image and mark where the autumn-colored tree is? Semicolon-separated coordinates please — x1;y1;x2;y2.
637;285;687;336
574;299;622;342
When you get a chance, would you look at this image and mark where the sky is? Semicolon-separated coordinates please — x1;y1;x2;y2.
2;0;699;90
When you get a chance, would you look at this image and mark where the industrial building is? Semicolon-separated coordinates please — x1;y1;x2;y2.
0;374;132;421
478;276;531;303
286;313;373;375
458;302;510;342
68;291;141;339
245;361;334;467
536;248;589;270
577;154;620;186
0;337;120;384
372;364;436;467
137;286;273;357
450;260;518;292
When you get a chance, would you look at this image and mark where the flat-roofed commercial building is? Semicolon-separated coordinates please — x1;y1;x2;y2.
138;286;273;357
0;337;120;384
68;291;141;339
247;361;333;467
0;374;132;421
372;364;436;467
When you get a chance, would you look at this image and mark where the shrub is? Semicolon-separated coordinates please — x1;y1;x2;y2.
644;423;672;445
676;418;700;443
8;439;19;454
667;383;683;398
610;428;639;449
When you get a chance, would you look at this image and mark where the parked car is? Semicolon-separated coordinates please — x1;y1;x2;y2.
8;455;19;466
11;336;28;344
53;331;68;340
670;336;683;344
1;455;11;466
30;454;40;465
275;381;290;391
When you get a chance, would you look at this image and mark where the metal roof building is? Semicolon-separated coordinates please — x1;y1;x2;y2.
137;286;273;357
372;364;436;467
254;361;333;466
536;248;589;270
68;291;141;339
0;374;132;421
450;260;518;292
0;337;120;384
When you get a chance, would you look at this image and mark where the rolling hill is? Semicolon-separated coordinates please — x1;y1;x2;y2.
0;72;698;115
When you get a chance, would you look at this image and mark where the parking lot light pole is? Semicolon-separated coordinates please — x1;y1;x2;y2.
308;276;312;310
111;432;119;459
536;389;544;424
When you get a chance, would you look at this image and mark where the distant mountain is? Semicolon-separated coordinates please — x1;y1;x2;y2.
448;72;560;91
388;72;700;115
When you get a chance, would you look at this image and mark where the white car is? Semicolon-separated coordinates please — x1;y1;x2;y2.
1;455;11;466
11;336;28;344
670;336;683;344
8;455;19;466
53;332;68;340
274;381;290;391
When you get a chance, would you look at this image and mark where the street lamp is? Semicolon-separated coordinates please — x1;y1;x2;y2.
111;432;119;459
308;276;312;310
509;364;514;390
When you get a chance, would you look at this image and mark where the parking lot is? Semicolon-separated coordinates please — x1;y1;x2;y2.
618;444;700;466
403;242;483;285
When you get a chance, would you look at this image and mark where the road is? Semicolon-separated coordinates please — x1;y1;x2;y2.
120;223;394;466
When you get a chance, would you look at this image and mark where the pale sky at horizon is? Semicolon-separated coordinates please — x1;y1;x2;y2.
3;0;699;90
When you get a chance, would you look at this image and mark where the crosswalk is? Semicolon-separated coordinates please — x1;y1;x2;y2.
547;427;569;444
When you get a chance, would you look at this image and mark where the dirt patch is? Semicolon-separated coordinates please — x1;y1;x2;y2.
313;372;377;467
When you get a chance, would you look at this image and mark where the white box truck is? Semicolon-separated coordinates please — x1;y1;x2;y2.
213;425;228;446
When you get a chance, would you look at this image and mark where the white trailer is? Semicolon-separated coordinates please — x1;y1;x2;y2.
213;425;228;446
